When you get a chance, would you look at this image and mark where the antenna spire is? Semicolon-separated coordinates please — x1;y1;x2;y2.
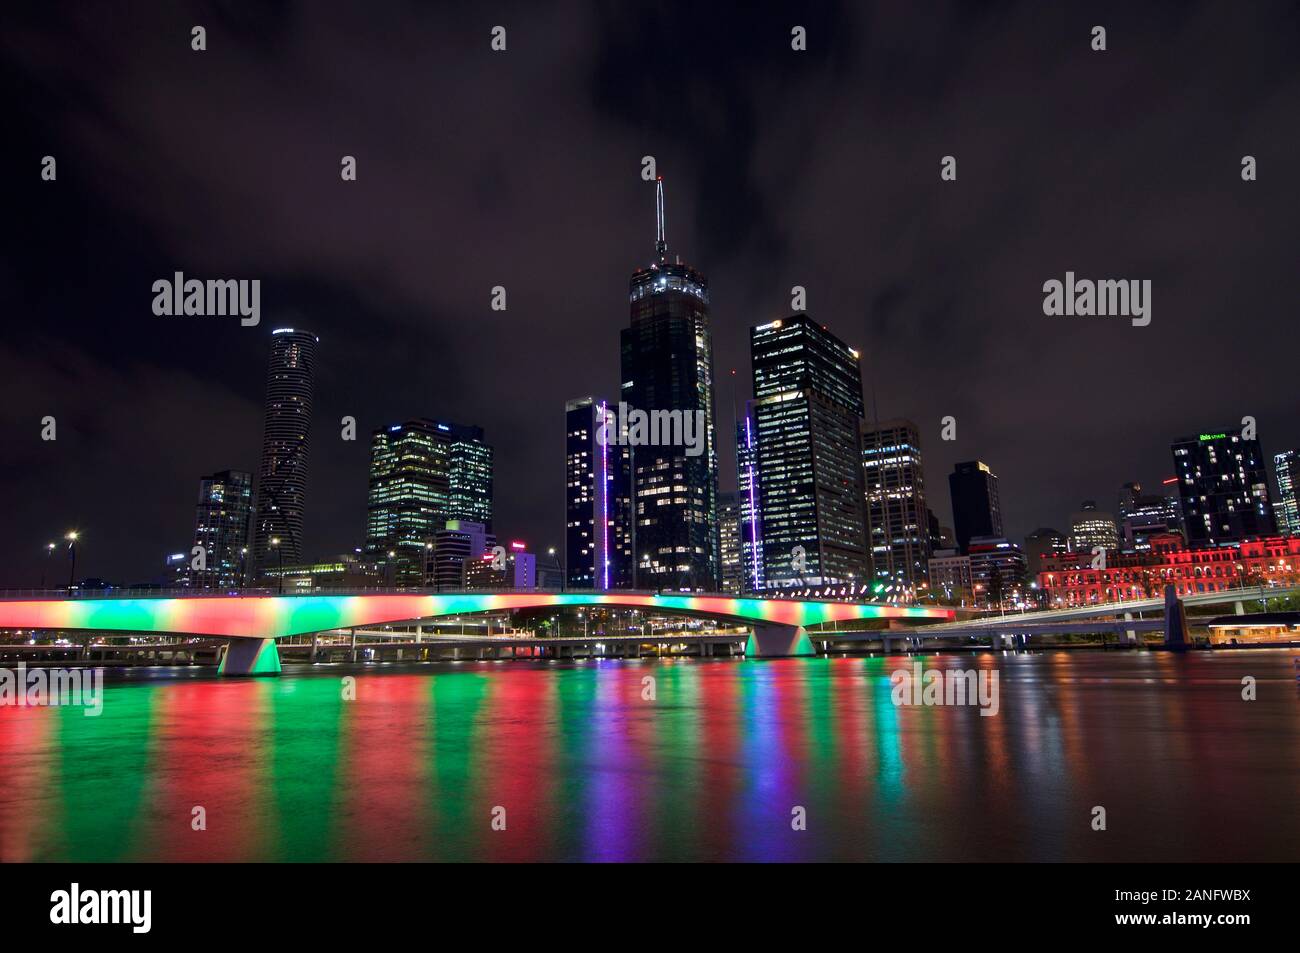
655;176;667;258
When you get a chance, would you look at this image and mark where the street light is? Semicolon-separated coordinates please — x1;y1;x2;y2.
271;537;283;594
65;531;79;591
548;546;565;592
41;542;55;589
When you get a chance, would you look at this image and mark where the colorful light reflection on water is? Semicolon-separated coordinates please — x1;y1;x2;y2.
1;652;1297;862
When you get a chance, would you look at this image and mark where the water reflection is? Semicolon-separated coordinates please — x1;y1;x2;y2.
1;651;1297;862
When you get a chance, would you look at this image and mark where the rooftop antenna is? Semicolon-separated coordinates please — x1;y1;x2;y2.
655;175;667;259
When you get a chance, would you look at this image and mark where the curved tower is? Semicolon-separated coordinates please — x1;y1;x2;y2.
252;327;318;573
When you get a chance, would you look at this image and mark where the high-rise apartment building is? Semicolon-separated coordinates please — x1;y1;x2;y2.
1069;501;1120;554
252;328;318;570
189;469;253;588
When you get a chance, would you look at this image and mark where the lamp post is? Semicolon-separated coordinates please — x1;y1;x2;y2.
548;547;565;592
41;542;55;589
239;547;248;590
424;540;434;589
65;531;79;591
271;537;283;594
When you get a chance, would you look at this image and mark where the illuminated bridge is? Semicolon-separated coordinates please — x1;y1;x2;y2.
0;590;955;675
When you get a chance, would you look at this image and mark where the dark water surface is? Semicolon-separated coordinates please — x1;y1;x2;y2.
2;650;1297;862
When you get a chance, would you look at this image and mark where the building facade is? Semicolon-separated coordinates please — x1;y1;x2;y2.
1172;430;1277;546
189;469;253;588
252;328;318;571
565;396;633;590
750;315;870;590
948;460;1002;555
862;418;930;595
1039;534;1300;605
620;178;719;590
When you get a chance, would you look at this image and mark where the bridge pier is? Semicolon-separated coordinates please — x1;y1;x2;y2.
217;638;281;677
745;624;814;658
1164;585;1189;650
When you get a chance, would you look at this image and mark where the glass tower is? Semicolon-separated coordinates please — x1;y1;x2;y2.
1274;449;1300;536
619;178;719;590
862;418;930;595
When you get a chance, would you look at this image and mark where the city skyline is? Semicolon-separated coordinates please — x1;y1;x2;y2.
5;3;1300;586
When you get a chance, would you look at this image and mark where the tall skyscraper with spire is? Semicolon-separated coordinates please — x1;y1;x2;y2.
620;178;720;590
251;328;318;573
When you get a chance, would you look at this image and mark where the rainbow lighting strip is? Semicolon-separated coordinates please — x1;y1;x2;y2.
0;593;954;641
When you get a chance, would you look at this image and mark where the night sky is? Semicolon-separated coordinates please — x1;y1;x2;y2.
3;1;1298;586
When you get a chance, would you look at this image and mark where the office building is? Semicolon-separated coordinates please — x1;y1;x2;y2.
862;418;930;594
750;315;870;589
464;541;537;591
928;549;974;606
718;491;743;594
948;460;1002;555
365;419;494;583
565;396;633;589
968;536;1028;608
1117;481;1184;549
1069;501;1120;554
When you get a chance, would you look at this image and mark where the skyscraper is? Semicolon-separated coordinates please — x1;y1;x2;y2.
620;178;719;590
1274;449;1300;536
365;418;493;583
862;418;930;594
750;315;869;589
1171;429;1276;546
736;407;764;593
189;469;252;588
565;396;632;589
252;328;318;571
948;460;1002;555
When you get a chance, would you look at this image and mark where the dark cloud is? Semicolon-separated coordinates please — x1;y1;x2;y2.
2;0;1298;584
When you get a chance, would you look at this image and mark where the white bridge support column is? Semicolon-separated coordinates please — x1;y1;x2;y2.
1123;612;1138;646
745;624;815;658
217;638;282;677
